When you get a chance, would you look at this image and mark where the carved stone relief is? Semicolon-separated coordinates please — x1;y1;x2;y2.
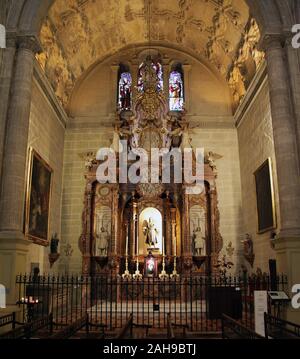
37;0;252;109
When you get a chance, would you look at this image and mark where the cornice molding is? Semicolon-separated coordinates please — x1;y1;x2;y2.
33;59;69;128
66;114;235;130
234;61;267;128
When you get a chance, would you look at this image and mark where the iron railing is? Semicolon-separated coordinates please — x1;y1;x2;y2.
221;314;264;339
15;273;287;333
264;313;300;339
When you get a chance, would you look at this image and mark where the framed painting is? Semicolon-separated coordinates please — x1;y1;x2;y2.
254;158;276;234
25;149;53;246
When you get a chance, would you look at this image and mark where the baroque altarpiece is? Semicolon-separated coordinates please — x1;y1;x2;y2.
79;57;223;278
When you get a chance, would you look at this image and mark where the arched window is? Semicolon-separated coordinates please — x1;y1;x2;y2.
169;65;184;111
118;65;132;110
137;58;163;93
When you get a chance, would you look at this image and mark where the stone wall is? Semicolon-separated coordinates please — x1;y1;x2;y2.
26;77;65;274
60;127;111;273
237;78;278;273
191;128;244;274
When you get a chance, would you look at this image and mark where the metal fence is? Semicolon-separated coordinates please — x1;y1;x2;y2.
15;274;287;333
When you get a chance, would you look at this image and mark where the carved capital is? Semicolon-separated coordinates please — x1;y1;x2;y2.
282;30;296;48
5;31;17;48
17;35;42;54
260;34;285;52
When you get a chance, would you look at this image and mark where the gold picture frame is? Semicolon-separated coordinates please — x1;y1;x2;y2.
254;158;276;234
25;148;53;246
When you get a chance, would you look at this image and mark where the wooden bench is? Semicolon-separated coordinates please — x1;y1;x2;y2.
222;314;264;339
0;314;53;339
0;312;18;330
116;313;133;339
50;313;89;339
264;313;300;339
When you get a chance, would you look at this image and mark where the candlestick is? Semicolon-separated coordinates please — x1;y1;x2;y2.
170;255;180;279
136;237;138;257
125;232;128;257
133;219;142;280
122;228;132;279
174;236;177;257
159;236;169;280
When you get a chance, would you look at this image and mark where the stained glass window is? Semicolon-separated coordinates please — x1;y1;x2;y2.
169;70;184;111
118;72;132;110
137;59;163;92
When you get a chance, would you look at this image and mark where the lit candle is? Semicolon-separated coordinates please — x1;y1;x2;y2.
162;236;165;256
125;232;128;257
21;297;24;303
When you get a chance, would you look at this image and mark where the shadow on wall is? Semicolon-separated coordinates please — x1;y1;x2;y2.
0;284;6;308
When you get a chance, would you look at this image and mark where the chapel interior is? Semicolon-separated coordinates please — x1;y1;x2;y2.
0;0;300;337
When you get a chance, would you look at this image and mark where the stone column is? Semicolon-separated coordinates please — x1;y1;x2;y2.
0;35;41;305
263;34;300;324
0;33;17;186
285;32;300;168
262;34;300;237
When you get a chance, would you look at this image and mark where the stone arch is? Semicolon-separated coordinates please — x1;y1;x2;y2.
8;0;286;40
7;0;52;32
245;0;286;35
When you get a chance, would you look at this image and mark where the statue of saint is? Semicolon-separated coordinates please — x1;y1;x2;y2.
193;226;206;256
50;233;59;254
95;227;109;257
143;217;158;248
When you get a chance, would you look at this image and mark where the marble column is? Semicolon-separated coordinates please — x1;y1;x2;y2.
0;35;41;304
263;34;300;324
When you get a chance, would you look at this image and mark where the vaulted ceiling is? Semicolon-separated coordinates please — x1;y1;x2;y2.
37;0;263;110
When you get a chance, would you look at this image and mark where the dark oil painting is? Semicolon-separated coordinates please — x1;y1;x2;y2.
254;158;276;233
26;150;52;245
